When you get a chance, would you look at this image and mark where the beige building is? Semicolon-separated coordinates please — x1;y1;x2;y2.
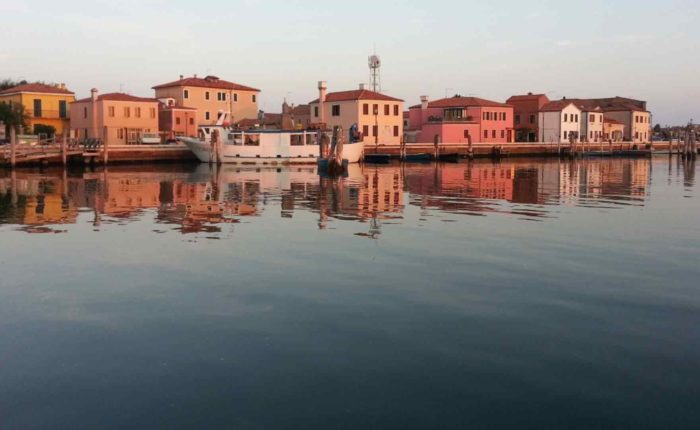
70;89;159;144
309;82;404;145
152;75;259;126
604;118;625;142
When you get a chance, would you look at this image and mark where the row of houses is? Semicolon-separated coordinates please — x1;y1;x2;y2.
0;75;652;145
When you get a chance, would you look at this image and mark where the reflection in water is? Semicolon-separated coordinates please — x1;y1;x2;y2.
0;157;676;235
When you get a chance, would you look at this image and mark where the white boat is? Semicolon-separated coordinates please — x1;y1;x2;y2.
179;117;364;165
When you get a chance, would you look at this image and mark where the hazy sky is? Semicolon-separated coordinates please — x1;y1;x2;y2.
2;0;698;124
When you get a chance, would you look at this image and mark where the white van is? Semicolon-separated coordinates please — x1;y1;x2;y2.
139;132;161;145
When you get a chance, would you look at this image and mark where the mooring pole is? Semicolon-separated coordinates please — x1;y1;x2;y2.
61;129;68;166
102;126;109;165
10;126;17;168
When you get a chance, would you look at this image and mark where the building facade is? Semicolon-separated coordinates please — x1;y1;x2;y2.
309;82;404;145
0;83;75;135
158;98;197;139
506;93;550;142
580;108;605;143
604;118;625;141
70;90;159;144
408;95;514;144
538;100;583;143
152;75;259;126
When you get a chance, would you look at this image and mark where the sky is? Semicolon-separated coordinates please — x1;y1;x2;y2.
2;0;698;125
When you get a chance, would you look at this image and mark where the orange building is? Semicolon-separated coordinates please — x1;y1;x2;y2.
0;82;76;135
153;75;260;125
158;98;197;139
70;89;159;144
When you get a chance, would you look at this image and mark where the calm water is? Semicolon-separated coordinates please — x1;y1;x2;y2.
1;157;698;429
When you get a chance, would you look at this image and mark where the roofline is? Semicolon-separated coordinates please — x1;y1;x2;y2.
0;90;75;97
151;83;260;92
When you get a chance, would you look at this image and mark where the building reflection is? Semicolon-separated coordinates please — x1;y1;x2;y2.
0;157;663;234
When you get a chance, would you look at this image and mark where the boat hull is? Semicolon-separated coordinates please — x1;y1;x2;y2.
180;137;364;165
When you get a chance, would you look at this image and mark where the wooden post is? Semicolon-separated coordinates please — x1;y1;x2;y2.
467;134;473;159
102;126;109;165
10;126;17;168
61;130;68;166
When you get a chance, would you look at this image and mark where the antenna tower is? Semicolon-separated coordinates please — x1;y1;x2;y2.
368;53;381;93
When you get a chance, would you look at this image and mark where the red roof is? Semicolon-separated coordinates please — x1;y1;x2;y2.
409;96;510;109
152;75;259;92
310;89;403;103
540;100;580;112
506;93;548;102
75;93;159;103
0;83;74;96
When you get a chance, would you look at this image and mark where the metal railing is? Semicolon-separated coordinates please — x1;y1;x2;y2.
24;109;70;120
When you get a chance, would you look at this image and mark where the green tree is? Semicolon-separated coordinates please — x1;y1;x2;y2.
33;124;56;137
0;79;28;91
653;124;661;133
0;103;29;134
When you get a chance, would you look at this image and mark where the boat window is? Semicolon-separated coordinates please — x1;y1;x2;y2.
306;134;318;145
245;134;260;146
290;134;304;146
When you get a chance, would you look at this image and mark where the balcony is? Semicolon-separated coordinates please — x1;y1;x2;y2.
427;115;475;124
25;110;70;120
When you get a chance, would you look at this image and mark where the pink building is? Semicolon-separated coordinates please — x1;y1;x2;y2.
158;98;197;139
408;96;514;144
506;93;550;142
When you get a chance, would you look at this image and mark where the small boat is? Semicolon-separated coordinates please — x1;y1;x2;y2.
364;154;391;164
436;152;460;162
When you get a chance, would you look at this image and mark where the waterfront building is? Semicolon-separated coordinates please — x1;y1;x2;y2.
70;89;159;144
158;98;197;139
309;82;404;145
571;97;650;143
506;93;550;142
604;118;625;141
408;95;514;144
0;82;75;135
152;75;259;126
538;100;583;143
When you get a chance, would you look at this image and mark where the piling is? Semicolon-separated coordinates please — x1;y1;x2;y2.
102;126;109;164
9;127;17;168
61;130;68;166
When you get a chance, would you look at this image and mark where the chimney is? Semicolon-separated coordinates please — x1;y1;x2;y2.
359;83;366;90
318;81;327;125
528;92;533;95
420;95;429;111
91;88;98;101
194;73;197;78
179;75;184;80
59;83;66;90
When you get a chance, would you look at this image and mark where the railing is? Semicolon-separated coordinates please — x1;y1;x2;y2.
24;109;70;120
427;116;475;123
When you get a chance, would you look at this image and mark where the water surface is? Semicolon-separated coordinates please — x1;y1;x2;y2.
1;157;698;429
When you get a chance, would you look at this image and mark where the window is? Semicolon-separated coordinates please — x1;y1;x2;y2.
515;114;521;125
33;99;42;117
189;118;194;125
117;128;124;139
332;105;340;116
492;130;496;138
501;130;505;139
205;91;210;100
575;114;579;122
59;100;68;119
124;107;131;118
363;104;369;115
590;131;593;139
135;107;141;118
176;117;181;125
564;113;568;122
108;106;115;117
373;104;379;115
233;93;238;102
205;112;210;121
483;112;487;121
529;114;535;124
384;104;390;115
363;125;369;137
184;89;189;99
222;93;227;101
83;107;88;119
314;106;319;117
563;131;567;139
372;125;378;137
150;108;156;118
394;105;399;116
393;126;399;137
252;94;257;103
484;130;488;139
502;112;507;121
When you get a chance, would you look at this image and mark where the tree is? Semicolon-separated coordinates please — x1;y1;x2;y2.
653;124;661;133
33;124;56;137
0;79;28;91
0;103;29;133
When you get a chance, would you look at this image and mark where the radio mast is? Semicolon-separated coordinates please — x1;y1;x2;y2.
368;53;381;93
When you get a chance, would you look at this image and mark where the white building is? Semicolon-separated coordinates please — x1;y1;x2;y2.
538;100;582;143
581;108;605;143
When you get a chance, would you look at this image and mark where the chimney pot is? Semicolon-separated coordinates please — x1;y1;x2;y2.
180;75;183;80
359;83;366;90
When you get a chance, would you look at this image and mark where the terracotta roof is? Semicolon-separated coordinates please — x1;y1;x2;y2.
600;103;647;112
540;100;579;112
409;96;511;109
604;118;623;125
0;83;74;96
310;89;403;104
506;93;548;102
291;105;310;115
75;93;159;103
152;75;259;92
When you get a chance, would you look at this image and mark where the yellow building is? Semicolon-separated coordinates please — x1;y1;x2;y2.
0;83;76;135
